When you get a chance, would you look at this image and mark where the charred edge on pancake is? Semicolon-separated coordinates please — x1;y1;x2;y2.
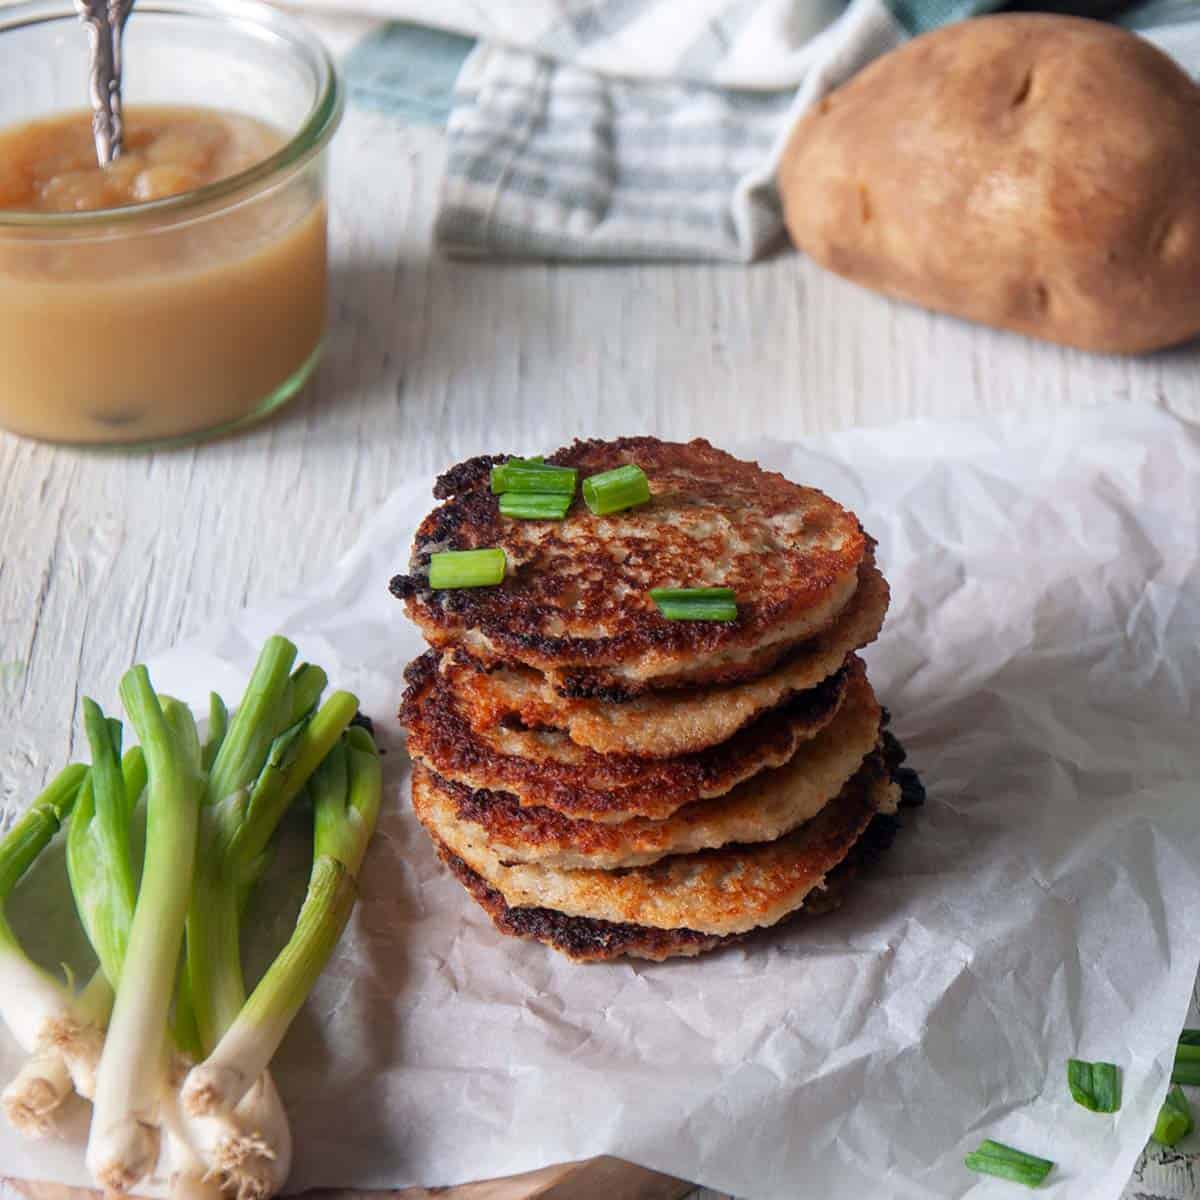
433;453;514;499
880;727;925;808
435;771;598;852
390;488;511;602
431;705;873;860
435;841;729;962
552;673;639;703
427;748;924;962
399;650;439;713
433;807;906;962
401;659;851;814
391;437;868;670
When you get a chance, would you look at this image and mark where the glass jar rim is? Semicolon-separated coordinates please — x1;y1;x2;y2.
0;0;342;228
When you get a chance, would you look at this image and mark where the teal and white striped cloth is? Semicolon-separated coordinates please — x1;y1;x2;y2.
348;0;1194;261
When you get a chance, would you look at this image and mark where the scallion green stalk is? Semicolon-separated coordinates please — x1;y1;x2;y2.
206;637;298;809
181;727;380;1121
233;690;359;874
429;548;506;589
174;648;357;1196
66;701;136;990
289;664;327;717
122;745;147;810
201;693;229;773
86;670;203;1192
186;640;315;1055
582;464;650;515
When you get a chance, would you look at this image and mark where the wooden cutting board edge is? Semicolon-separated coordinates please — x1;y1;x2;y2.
4;1157;696;1200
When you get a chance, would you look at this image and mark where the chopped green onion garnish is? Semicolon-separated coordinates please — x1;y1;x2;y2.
1067;1059;1120;1113
964;1140;1054;1188
650;587;737;622
429;548;507;589
649;587;736;603
582;464;650;516
1153;1085;1193;1146
654;600;738;622
499;493;572;521
490;459;577;495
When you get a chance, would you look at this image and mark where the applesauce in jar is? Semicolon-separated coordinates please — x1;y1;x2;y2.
0;105;329;445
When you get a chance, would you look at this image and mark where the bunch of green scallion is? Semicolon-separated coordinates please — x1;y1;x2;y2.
0;636;380;1200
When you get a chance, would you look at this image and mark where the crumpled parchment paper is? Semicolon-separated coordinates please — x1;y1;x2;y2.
5;402;1200;1199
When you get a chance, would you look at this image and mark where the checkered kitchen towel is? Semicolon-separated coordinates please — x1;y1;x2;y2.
339;0;1199;262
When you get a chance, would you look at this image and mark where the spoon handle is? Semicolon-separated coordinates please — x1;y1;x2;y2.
74;0;134;166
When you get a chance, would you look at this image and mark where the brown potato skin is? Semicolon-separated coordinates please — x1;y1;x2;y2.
778;14;1200;354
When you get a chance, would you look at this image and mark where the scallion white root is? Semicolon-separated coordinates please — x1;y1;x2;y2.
3;1050;71;1137
0;764;112;1135
5;638;375;1200
164;1056;292;1200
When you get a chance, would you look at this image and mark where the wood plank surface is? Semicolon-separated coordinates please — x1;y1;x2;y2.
1;37;1197;1200
3;1159;704;1200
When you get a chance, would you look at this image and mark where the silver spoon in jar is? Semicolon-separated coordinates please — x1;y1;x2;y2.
74;0;135;166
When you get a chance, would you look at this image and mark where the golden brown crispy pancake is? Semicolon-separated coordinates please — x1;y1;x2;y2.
390;438;866;696
412;752;896;935
434;806;907;962
445;551;888;759
435;661;881;869
401;652;852;824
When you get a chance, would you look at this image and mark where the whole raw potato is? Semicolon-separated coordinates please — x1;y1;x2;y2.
778;15;1200;354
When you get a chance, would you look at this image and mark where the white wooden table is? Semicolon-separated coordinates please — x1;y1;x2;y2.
2;40;1199;1198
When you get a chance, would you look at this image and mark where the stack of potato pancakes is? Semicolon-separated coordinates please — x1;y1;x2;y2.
392;437;922;962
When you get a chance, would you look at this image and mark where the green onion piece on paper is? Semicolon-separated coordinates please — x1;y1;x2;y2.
650;587;737;622
429;548;507;589
964;1140;1054;1189
1172;1057;1200;1086
582;464;650;516
1173;1035;1200;1084
490;460;577;495
1067;1059;1121;1113
1152;1086;1193;1147
499;493;572;521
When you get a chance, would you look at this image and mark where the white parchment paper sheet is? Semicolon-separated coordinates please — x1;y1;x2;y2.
5;402;1200;1199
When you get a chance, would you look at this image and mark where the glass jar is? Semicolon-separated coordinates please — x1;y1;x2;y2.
0;0;342;446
